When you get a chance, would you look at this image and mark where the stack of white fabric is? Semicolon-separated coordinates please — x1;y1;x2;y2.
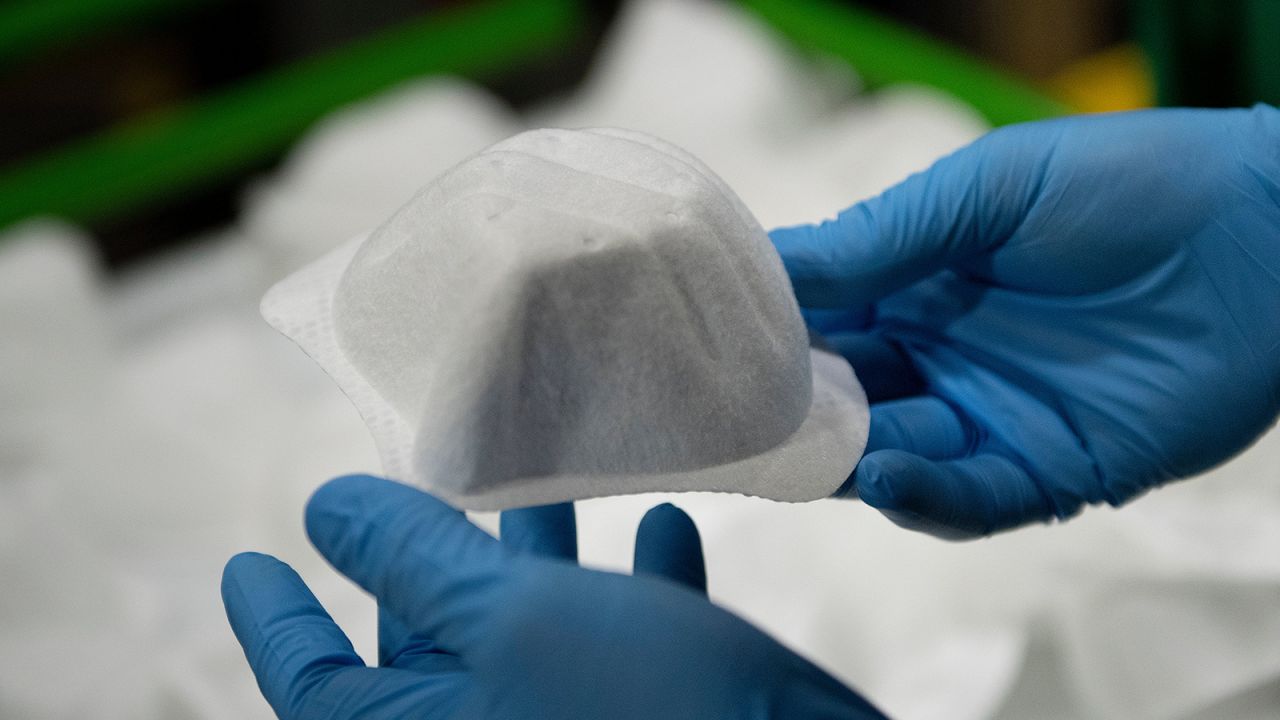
3;1;1277;718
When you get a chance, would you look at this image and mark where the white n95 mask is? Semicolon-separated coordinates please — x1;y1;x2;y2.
261;127;868;510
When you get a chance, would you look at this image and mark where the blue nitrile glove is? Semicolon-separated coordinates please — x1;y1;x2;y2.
772;105;1280;539
221;475;886;719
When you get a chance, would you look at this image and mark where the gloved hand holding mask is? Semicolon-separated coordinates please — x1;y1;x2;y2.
771;105;1280;538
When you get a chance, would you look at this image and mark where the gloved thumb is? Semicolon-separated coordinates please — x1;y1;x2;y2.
769;124;1052;308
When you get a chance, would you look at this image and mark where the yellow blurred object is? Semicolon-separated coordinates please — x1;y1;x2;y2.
1049;43;1156;113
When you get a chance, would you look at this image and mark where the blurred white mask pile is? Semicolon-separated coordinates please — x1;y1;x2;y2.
261;127;868;510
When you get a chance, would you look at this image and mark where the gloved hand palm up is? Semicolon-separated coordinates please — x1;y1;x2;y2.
772;106;1280;538
222;475;885;719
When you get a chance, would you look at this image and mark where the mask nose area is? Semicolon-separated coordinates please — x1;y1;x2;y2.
418;227;812;495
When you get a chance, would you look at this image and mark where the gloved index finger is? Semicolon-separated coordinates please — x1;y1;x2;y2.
305;474;513;656
769;126;1047;309
500;502;578;561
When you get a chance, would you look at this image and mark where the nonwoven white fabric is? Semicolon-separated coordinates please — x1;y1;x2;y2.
262;127;869;510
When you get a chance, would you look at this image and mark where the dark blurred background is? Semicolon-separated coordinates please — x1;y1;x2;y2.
2;0;1275;267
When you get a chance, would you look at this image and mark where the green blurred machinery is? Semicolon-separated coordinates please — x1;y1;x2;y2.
0;0;1080;233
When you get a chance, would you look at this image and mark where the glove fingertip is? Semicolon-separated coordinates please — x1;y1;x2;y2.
853;451;974;538
850;449;921;511
636;503;701;558
221;552;284;600
223;550;271;575
308;473;385;513
634;503;706;594
500;502;578;561
638;501;692;527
